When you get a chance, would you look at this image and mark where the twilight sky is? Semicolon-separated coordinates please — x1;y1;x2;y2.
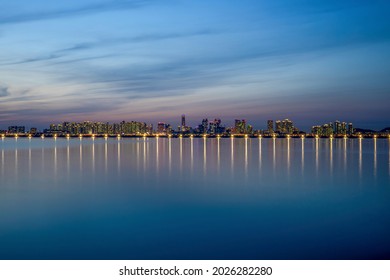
0;0;389;130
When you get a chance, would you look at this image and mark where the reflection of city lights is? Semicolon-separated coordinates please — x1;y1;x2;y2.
28;134;32;139
117;134;121;140
104;134;108;139
1;134;4;139
66;134;70;139
92;134;96;140
79;134;83;139
14;134;18;139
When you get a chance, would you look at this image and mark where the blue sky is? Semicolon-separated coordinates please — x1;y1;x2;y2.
0;0;389;130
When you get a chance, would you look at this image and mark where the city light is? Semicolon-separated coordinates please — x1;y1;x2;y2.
1;116;388;139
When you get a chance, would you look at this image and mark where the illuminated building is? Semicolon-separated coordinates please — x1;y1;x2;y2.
348;123;354;135
267;120;274;134
234;119;246;134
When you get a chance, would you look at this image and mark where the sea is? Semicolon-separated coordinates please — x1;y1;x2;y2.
0;137;389;259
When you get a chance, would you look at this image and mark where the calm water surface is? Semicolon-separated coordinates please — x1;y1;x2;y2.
0;137;389;259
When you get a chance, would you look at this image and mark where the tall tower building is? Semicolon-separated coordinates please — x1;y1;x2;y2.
267;120;274;134
181;114;186;128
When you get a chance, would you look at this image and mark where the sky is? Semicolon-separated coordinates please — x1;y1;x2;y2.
0;0;389;130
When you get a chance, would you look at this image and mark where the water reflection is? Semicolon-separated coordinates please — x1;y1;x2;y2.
273;138;276;176
156;138;159;175
329;138;333;176
287;138;290;179
180;137;183;174
343;138;347;175
315;138;319;177
67;143;70;181
374;138;377;179
1;148;4;178
258;138;262;175
190;137;194;176
231;137;234;177
143;139;146;175
1;137;388;189
217;137;220;175
54;143;57;179
301;138;304;176
105;141;108;176
14;148;18;181
359;138;362;178
245;138;248;179
79;142;83;174
92;140;95;175
203;137;207;177
168;138;172;175
28;145;32;180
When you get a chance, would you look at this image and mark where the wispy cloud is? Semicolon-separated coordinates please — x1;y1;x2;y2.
0;86;9;97
0;0;152;25
0;29;221;66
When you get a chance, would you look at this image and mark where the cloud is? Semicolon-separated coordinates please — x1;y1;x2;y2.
0;86;10;97
0;0;153;25
0;29;221;66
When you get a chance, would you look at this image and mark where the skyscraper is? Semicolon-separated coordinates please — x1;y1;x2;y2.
267;120;274;134
181;114;186;131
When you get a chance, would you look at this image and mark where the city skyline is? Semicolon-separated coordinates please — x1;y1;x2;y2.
1;1;390;130
2;115;389;136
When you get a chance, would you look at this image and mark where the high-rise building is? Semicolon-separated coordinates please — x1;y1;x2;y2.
348;123;354;135
181;114;186;128
209;118;224;134
234;119;246;134
8;126;25;134
201;119;209;134
275;120;282;133
157;122;166;134
267;120;274;134
275;119;294;134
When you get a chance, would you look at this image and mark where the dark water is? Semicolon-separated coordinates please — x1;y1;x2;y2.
0;137;389;259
